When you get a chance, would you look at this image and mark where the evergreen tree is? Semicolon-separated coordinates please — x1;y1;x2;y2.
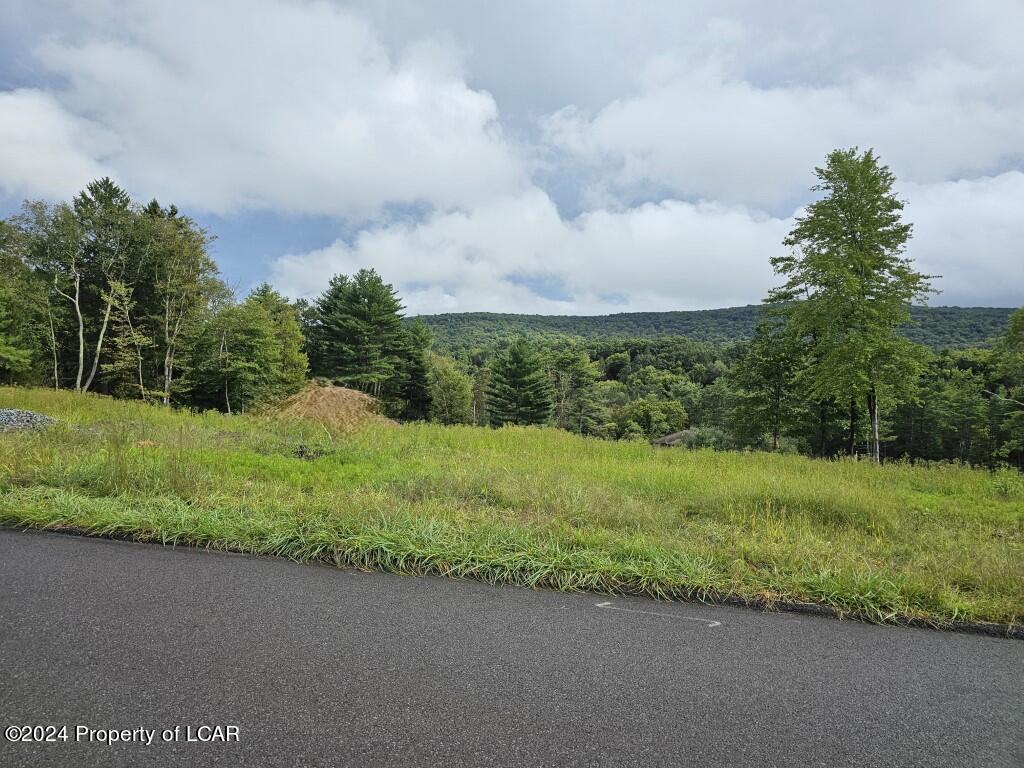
769;148;934;461
487;338;553;426
399;319;433;420
311;269;407;401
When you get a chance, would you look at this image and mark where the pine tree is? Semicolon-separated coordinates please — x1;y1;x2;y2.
399;319;433;420
311;269;406;401
487;338;553;426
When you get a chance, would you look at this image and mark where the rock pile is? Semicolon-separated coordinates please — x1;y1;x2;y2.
0;408;56;433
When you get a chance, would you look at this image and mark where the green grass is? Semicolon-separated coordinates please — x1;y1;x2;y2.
1;387;1022;629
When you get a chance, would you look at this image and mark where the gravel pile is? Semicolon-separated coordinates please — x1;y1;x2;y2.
0;408;56;433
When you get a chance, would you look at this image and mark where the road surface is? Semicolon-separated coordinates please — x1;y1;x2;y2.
1;529;1021;767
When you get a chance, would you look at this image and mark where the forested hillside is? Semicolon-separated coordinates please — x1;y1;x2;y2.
414;305;1014;355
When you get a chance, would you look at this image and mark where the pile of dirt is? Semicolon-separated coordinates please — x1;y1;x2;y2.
271;383;393;432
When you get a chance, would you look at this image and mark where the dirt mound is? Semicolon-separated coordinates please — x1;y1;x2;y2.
271;383;393;432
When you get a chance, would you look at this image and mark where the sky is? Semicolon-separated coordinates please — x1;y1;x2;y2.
1;0;1022;314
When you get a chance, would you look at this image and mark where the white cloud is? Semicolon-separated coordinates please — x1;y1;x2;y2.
1;0;525;216
0;89;114;199
272;172;1024;314
271;186;789;314
2;1;1022;311
902;172;1024;307
543;56;1024;210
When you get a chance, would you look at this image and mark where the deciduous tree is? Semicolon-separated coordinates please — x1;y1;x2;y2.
769;148;934;462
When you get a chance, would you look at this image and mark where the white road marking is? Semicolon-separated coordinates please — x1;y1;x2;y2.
594;601;722;627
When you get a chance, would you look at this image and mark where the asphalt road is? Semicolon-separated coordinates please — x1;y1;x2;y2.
1;530;1021;768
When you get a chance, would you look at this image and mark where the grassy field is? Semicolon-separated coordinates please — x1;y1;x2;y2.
1;387;1022;629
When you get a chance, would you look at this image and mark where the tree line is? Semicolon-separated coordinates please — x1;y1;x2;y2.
415;305;1015;355
1;152;1021;468
0;179;306;412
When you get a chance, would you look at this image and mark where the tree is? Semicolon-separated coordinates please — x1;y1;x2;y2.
729;317;805;449
992;307;1024;467
310;269;407;401
101;280;152;399
0;283;32;382
247;283;308;401
550;350;602;434
487;338;553;427
144;201;222;405
769;148;934;462
471;366;491;425
427;354;473;424
398;319;433;420
73;178;140;393
185;289;308;413
0;225;43;384
17;201;88;390
619;396;687;440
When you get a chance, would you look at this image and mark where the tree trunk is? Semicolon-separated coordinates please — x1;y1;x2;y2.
163;348;174;406
817;401;828;457
868;385;880;463
63;275;85;392
82;297;113;393
163;298;175;405
220;330;231;414
847;399;857;456
46;302;59;390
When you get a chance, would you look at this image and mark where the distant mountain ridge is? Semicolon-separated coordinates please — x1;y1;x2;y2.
413;305;1017;352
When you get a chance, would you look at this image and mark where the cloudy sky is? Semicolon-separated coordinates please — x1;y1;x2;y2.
2;1;1022;313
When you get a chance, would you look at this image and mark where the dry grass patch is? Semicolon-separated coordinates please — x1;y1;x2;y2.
268;382;394;433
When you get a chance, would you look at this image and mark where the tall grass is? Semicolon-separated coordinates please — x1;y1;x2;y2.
1;387;1021;628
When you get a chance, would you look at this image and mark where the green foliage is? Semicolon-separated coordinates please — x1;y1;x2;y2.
487;338;553;426
619;397;688;440
1;176;1018;466
427;354;474;425
992;308;1024;466
550;350;603;434
0;283;33;382
309;269;408;401
769;148;934;461
184;288;307;413
5;183;223;400
246;283;309;398
399;319;433;421
729;318;806;449
414;305;1013;355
